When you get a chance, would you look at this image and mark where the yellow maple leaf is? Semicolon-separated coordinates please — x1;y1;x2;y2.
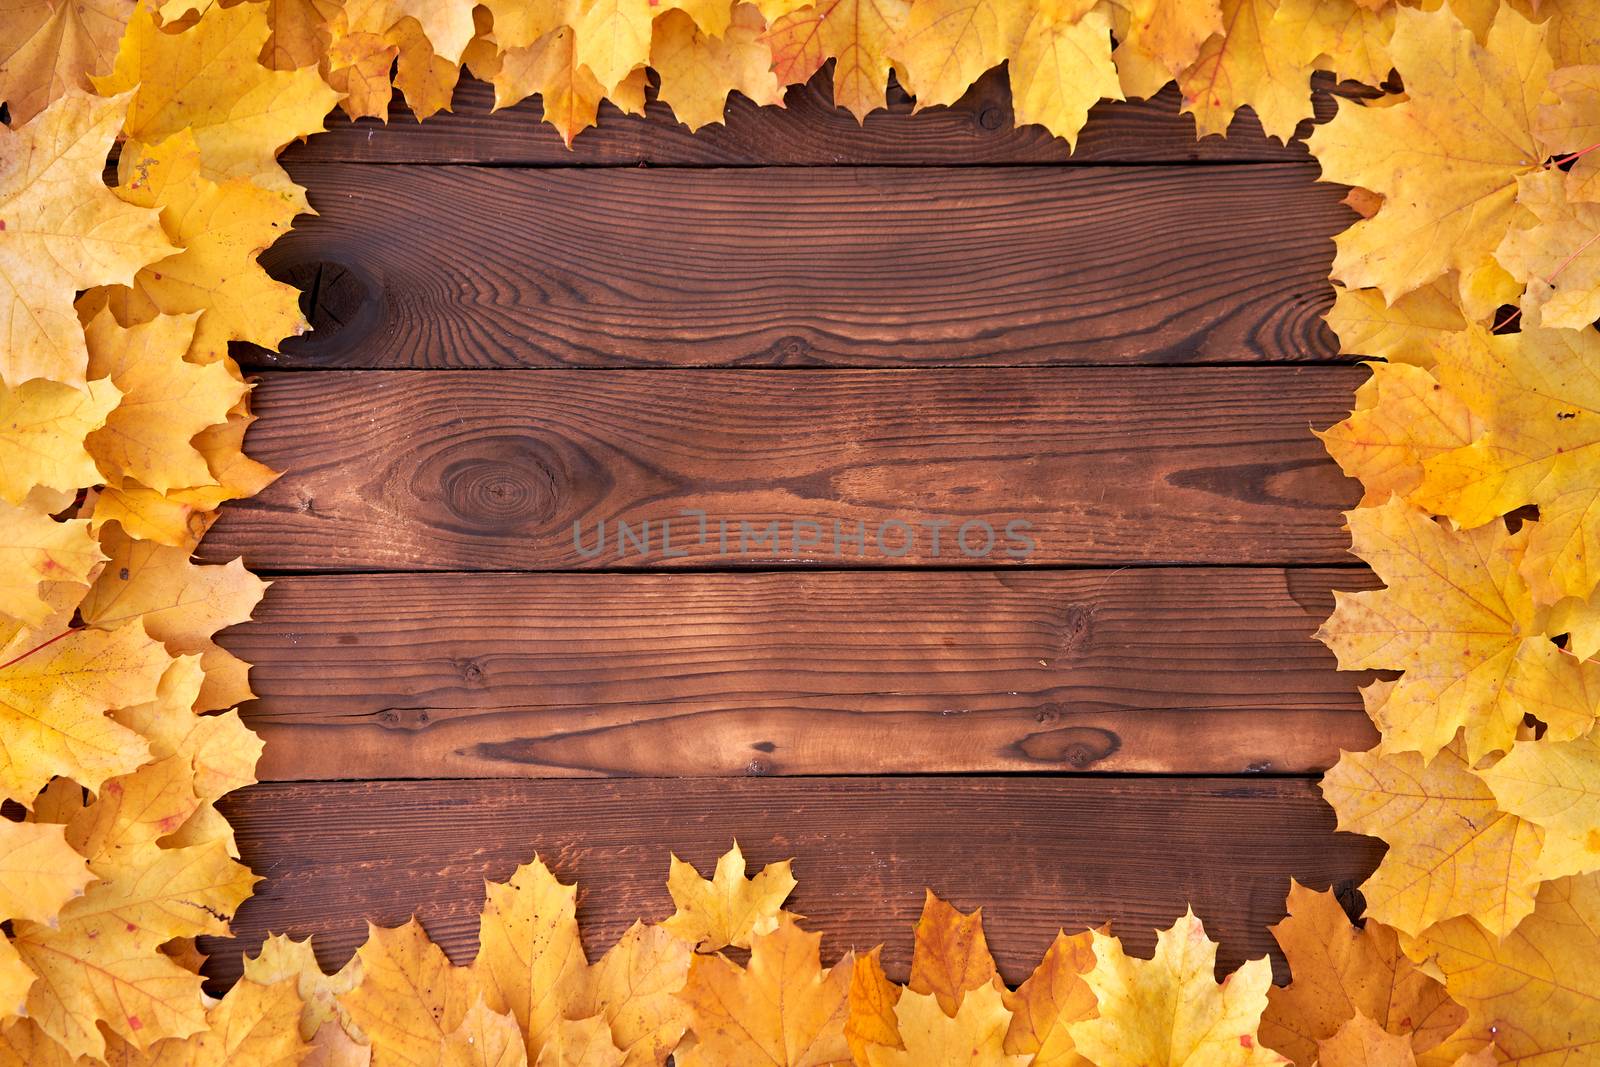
492;27;609;145
1496;170;1600;329
1009;1;1120;148
662;841;797;952
341;918;480;1067
240;934;366;1043
1414;325;1600;608
82;309;247;496
89;482;218;552
1533;63;1600;202
0;618;167;805
80;523;269;712
472;857;588;1060
1113;0;1224;99
574;0;652;96
327;0;477;118
0;819;93;926
1323;281;1468;368
892;0;1031;109
94;3;339;212
1260;881;1465;1067
0;501;103;627
1317;362;1483;507
677;918;853;1067
1270;0;1392;89
1318;497;1599;763
763;0;909;122
102;977;311;1067
569;921;690;1066
1066;911;1287;1067
1478;724;1600;881
1403;872;1600;1063
652;4;783;131
0;89;175;389
906;890;999;1017
0;0;133;125
262;0;340;71
1001;928;1097;1067
865;983;1030;1067
845;947;902;1065
1178;0;1316;143
0;1017;80;1067
1306;6;1551;312
1314;1013;1414;1067
112;131;308;364
443;996;528;1067
1323;739;1546;939
533;1015;622;1067
0;377;120;507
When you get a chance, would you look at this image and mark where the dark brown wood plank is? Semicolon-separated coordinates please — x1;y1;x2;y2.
257;163;1347;370
286;68;1351;167
227;568;1376;780
203;367;1364;571
201;777;1381;988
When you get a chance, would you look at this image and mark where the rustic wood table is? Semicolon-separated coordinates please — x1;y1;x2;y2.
198;69;1383;987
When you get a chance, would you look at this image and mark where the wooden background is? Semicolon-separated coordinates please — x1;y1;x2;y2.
197;67;1385;988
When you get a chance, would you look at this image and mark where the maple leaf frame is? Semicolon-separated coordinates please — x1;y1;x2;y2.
3;0;1600;1062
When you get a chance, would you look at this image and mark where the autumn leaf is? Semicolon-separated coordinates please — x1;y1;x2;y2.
1322;739;1546;939
1178;0;1315;143
1067;911;1285;1067
0;502;103;627
1534;63;1600;202
490;28;608;145
443;996;529;1067
112;130;309;365
0;0;133;125
1009;1;1120;148
1001;928;1098;1067
570;921;690;1066
573;0;653;96
1270;0;1392;89
891;0;1030;110
677;918;853;1067
80;522;269;712
662;841;797;952
533;1015;622;1067
0;377;120;508
652;4;783;132
1323;281;1468;368
1495;170;1600;329
0;618;169;805
1306;6;1552;313
82;308;248;497
1317;497;1599;763
865;983;1030;1067
1260;881;1464;1066
100;977;311;1067
845;948;903;1065
1113;0;1223;99
0;819;93;926
242;933;369;1061
1477;724;1600;881
341;918;479;1067
907;890;999;1017
1317;362;1483;507
1413;325;1600;608
472;856;588;1060
763;0;909;122
94;2;340;212
1403;872;1600;1063
0;88;175;389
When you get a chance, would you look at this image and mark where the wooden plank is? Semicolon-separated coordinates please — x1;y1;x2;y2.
228;568;1377;780
254;163;1347;370
202;366;1365;571
285;68;1350;167
201;777;1381;988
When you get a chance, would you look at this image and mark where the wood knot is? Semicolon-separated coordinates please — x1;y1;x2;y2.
1013;724;1121;768
977;105;1008;131
263;258;380;363
414;435;565;533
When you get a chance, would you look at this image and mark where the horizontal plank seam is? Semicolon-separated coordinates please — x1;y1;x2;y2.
240;358;1364;372
239;771;1332;785
232;560;1371;577
285;155;1321;171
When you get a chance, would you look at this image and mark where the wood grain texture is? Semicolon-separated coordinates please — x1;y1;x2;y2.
200;777;1383;988
285;68;1360;167
201;367;1365;571
255;163;1347;370
227;568;1377;780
